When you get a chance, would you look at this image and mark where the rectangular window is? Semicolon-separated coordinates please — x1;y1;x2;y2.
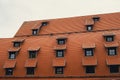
106;36;114;42
85;48;93;56
32;29;38;35
9;52;16;59
55;67;64;74
108;47;116;56
5;68;13;75
29;51;37;58
57;39;65;45
86;25;93;31
110;65;119;73
56;50;64;57
13;42;20;47
41;22;48;26
86;66;95;73
26;67;34;75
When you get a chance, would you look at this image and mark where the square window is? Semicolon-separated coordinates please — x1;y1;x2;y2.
41;22;48;26
29;51;37;58
85;48;93;56
106;36;114;42
26;67;34;75
32;29;38;35
13;42;20;47
9;52;16;59
56;50;64;57
108;47;116;56
86;66;95;73
5;68;13;75
110;65;119;73
86;25;93;31
55;67;63;74
57;39;65;45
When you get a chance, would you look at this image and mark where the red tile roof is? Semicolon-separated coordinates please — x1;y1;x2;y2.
104;42;119;47
82;57;97;66
25;59;37;67
8;47;21;52
82;43;96;49
3;60;16;68
53;58;66;67
54;45;66;50
106;57;120;65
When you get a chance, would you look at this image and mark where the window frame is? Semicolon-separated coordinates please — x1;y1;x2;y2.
32;29;38;35
5;68;13;75
13;42;21;47
55;67;64;74
84;48;94;56
56;50;64;57
9;52;17;59
109;65;119;73
105;36;114;42
29;51;37;58
57;39;66;45
26;67;35;75
107;47;117;56
86;66;95;74
86;25;93;31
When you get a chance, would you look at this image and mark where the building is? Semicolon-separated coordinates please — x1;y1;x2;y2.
0;12;120;80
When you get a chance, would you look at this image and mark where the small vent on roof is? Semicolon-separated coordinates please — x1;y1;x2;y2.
41;21;48;26
92;16;100;21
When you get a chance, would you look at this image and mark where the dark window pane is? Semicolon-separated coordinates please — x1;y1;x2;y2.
56;50;64;57
27;67;34;75
32;29;38;35
55;67;63;74
41;22;48;26
57;39;65;45
9;52;16;59
86;66;95;73
108;47;116;56
106;36;114;42
86;25;93;31
6;68;13;75
29;51;37;58
110;65;119;73
14;42;20;47
85;48;93;56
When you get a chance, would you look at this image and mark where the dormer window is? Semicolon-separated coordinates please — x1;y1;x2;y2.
56;37;67;45
9;52;17;59
41;22;48;26
86;25;93;31
85;48;94;56
29;51;37;58
56;50;64;57
103;33;115;42
108;47;117;56
106;36;114;42
92;16;100;21
14;42;20;47
32;29;38;35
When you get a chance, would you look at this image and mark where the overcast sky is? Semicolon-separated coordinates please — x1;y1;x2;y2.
0;0;120;38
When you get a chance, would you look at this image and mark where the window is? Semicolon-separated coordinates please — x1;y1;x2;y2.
108;47;116;56
13;42;20;47
92;16;100;21
26;67;35;75
86;25;93;31
85;48;93;56
55;67;63;74
57;39;65;45
86;66;95;73
56;50;64;57
9;52;16;59
29;51;37;58
109;65;119;73
106;36;114;42
41;22;48;26
5;68;13;75
32;29;38;35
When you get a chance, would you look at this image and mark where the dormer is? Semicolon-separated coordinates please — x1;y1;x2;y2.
41;21;48;27
92;16;100;22
56;36;67;45
103;33;115;42
12;38;25;47
85;19;94;31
